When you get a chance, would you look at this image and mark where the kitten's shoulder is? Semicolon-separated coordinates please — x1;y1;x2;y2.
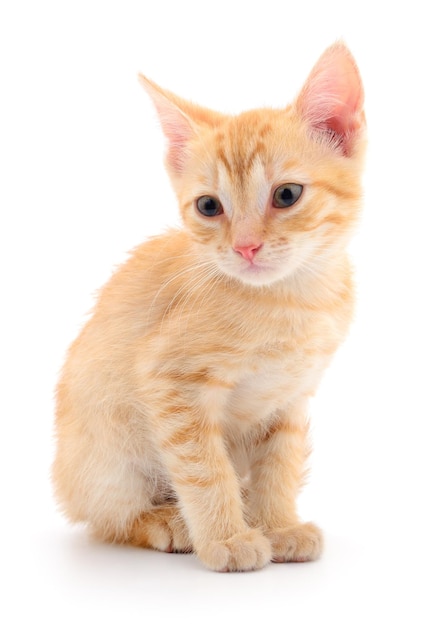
131;228;190;264
110;228;192;291
92;228;192;324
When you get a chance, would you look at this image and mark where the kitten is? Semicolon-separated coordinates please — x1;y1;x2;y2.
53;42;365;572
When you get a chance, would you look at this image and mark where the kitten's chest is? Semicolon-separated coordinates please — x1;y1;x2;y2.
217;309;340;425
226;346;319;422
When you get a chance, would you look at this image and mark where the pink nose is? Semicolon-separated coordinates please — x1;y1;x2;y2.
234;243;262;262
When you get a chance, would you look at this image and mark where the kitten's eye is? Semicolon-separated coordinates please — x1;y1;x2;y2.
196;196;224;217
272;184;303;208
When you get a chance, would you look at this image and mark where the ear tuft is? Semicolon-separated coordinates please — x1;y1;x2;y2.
295;42;365;156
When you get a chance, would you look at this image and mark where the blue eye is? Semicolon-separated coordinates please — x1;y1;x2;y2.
273;184;303;208
196;196;223;217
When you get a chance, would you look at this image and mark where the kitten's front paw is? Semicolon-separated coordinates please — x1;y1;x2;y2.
267;522;323;563
197;529;271;572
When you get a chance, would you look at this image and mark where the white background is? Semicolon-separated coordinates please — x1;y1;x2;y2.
1;1;431;624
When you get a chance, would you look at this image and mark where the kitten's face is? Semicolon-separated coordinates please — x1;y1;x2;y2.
178;109;362;287
140;42;365;287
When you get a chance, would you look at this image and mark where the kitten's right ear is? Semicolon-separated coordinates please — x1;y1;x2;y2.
138;74;196;174
295;42;365;157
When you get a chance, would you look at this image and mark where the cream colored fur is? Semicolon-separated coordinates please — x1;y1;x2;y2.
53;42;366;571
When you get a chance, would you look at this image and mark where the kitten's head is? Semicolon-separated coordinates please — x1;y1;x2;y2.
140;42;365;288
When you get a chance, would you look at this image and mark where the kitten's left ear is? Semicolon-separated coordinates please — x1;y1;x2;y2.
139;75;223;174
138;74;196;173
295;42;365;156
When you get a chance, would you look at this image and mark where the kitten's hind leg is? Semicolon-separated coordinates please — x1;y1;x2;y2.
127;505;193;553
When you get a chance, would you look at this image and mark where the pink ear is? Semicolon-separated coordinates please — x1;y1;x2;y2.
138;74;195;173
296;42;364;156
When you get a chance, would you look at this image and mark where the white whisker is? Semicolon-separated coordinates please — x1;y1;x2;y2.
158;260;222;331
146;259;213;325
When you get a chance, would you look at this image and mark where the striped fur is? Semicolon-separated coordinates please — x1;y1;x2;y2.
53;42;365;571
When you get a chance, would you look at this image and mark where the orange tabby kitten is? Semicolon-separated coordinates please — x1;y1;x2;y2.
53;42;365;572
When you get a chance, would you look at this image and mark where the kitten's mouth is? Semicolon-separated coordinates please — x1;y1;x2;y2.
234;259;280;285
219;253;285;286
242;262;268;274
